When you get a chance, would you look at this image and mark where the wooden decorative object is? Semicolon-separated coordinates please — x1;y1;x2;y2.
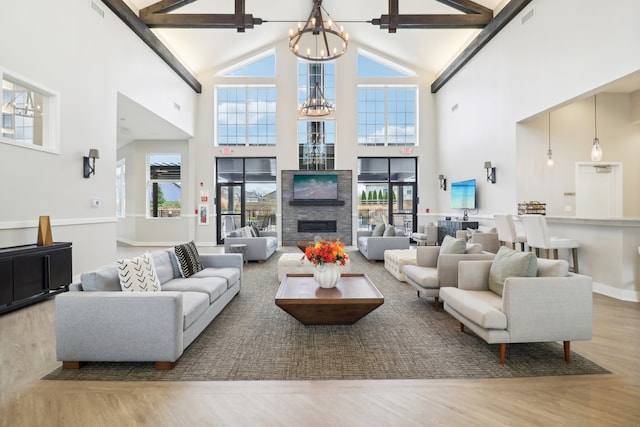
37;216;53;246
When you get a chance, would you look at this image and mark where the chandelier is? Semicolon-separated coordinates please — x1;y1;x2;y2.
300;82;333;117
289;0;349;61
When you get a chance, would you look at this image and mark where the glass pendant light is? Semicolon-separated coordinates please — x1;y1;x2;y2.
591;95;603;162
546;112;554;166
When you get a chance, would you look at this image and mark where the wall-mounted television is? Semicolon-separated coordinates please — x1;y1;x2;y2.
450;179;476;209
293;174;339;200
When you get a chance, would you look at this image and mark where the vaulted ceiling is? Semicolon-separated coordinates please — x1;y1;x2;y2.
109;0;531;93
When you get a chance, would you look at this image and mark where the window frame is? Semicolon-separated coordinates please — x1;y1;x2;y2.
215;84;277;146
1;70;60;154
357;84;418;147
146;153;182;219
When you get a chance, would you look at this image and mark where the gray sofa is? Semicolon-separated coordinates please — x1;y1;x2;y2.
402;243;495;311
55;249;242;369
440;256;592;364
224;230;278;262
357;229;410;262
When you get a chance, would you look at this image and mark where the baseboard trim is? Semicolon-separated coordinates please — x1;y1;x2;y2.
593;281;639;302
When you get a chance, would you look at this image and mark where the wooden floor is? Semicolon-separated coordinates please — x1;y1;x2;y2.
1;279;639;426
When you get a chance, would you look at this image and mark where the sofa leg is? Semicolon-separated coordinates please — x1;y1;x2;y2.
434;297;439;312
155;361;177;370
499;343;507;364
564;341;571;363
460;323;465;333
417;291;420;298
62;361;84;369
368;260;376;264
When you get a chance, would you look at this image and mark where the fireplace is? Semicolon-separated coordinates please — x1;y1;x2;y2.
298;220;337;233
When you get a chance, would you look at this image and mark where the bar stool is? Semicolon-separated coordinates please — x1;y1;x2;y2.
520;215;580;273
494;214;528;251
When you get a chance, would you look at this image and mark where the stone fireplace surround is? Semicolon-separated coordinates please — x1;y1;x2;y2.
281;170;352;246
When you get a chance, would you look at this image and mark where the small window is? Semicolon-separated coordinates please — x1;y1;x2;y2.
148;154;181;218
1;74;58;152
357;49;416;78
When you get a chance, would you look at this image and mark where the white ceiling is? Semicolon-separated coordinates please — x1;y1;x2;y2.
125;0;508;76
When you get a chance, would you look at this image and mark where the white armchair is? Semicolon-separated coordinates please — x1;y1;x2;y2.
440;253;592;364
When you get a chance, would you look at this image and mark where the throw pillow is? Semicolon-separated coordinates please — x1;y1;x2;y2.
488;246;537;296
241;226;253;238
250;224;260;237
466;227;478;241
117;252;161;292
440;235;466;254
371;222;386;237
174;241;204;278
383;225;396;237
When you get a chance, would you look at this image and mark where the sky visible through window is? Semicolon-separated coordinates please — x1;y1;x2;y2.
216;50;416;146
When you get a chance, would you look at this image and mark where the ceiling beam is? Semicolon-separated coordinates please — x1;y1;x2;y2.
431;0;533;93
436;0;493;15
140;0;200;15
373;0;492;33
140;0;262;32
101;0;201;93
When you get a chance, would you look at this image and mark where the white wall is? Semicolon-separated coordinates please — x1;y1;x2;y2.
517;93;640;218
0;0;197;276
435;0;640;300
435;0;640;217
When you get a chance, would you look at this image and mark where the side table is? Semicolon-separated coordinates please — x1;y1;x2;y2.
229;243;248;264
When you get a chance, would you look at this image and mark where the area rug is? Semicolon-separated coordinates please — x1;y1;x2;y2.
43;248;609;381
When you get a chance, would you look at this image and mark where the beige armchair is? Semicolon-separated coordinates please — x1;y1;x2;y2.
440;255;592;364
411;224;439;246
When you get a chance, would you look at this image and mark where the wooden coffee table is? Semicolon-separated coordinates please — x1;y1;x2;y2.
275;273;384;325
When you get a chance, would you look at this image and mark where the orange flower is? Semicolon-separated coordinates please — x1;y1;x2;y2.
303;239;349;266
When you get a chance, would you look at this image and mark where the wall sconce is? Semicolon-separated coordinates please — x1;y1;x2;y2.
438;174;447;191
83;149;100;178
484;161;496;184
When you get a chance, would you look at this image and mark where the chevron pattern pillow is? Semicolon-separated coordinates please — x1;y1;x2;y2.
174;241;204;278
117;252;161;292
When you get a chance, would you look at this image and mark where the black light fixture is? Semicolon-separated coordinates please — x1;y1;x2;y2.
289;0;349;61
484;161;496;184
83;149;100;178
438;174;447;191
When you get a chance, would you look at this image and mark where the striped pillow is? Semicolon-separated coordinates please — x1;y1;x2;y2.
174;241;204;278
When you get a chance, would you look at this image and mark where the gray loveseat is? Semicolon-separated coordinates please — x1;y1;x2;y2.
55;249;242;369
224;230;278;262
357;229;410;262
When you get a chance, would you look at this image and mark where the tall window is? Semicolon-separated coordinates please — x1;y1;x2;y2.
298;62;336;170
1;74;57;151
216;86;276;146
116;159;126;218
357;50;417;146
216;50;277;146
147;154;181;218
357;86;417;146
357;157;417;234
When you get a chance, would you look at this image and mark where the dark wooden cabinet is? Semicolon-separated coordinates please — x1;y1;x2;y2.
437;221;479;244
0;242;72;315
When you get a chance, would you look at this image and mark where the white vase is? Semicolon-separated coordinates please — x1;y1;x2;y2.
314;263;341;289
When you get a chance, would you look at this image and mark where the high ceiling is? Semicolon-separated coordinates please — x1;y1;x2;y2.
124;0;509;78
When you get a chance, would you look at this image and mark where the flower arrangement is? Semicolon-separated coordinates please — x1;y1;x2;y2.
303;239;349;266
